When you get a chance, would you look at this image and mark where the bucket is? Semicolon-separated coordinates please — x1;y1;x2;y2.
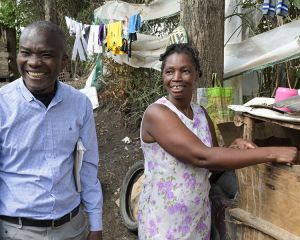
274;87;298;112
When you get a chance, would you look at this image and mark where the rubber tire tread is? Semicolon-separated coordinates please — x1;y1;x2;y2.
119;160;144;232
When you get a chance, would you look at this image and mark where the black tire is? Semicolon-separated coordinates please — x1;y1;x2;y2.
120;160;144;232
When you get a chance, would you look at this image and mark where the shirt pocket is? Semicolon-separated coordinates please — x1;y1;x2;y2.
53;122;80;156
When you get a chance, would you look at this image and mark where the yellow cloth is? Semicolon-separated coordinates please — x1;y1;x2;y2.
106;21;124;55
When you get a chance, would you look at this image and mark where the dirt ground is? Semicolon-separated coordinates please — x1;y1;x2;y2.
95;100;143;240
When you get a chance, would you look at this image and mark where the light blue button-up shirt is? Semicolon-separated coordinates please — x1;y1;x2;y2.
0;78;103;231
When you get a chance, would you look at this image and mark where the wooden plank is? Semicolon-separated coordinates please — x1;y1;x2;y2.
236;162;300;235
242;113;300;129
0;65;9;70
229;208;300;240
0;52;9;58
232;112;300;238
242;116;254;141
0;70;9;75
236;225;275;240
0;59;9;64
0;73;10;78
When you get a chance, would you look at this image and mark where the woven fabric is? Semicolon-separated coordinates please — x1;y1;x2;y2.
167;26;188;46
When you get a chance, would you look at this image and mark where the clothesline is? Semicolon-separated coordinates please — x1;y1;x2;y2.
65;12;143;62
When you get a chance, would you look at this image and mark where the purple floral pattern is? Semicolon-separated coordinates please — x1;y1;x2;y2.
138;97;212;239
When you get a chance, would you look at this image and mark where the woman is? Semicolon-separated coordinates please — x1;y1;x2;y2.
137;43;298;240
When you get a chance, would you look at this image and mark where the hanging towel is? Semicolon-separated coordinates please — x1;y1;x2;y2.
106;21;125;55
262;0;289;17
98;23;106;46
83;25;91;43
262;0;270;14
128;33;137;58
87;25;102;56
65;16;76;36
269;0;277;17
128;14;142;34
71;21;88;61
277;0;289;16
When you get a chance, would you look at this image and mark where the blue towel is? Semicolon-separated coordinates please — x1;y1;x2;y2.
262;0;289;17
262;0;270;14
128;14;142;34
269;0;277;17
276;0;289;16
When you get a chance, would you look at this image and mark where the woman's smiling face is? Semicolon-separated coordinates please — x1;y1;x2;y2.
162;52;197;101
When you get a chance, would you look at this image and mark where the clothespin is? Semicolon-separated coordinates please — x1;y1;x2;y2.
138;9;143;15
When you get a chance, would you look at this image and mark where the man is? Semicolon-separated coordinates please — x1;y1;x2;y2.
0;21;103;240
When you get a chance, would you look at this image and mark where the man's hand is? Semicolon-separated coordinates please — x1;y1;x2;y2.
87;231;102;240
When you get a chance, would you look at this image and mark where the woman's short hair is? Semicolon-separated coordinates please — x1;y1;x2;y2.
159;43;202;77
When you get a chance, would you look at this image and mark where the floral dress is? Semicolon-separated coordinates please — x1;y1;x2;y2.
138;97;213;240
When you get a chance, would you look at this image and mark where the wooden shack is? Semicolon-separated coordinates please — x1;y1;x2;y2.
0;25;10;79
224;114;300;240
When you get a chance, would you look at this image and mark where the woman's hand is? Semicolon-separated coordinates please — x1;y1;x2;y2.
229;138;257;150
270;147;298;165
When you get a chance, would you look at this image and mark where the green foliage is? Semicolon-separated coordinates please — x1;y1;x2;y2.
123;69;164;128
0;0;24;28
100;58;164;128
255;1;300;98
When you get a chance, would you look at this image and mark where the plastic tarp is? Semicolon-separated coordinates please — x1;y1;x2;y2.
109;33;168;71
93;0;180;21
229;97;300;123
94;1;300;79
224;20;300;79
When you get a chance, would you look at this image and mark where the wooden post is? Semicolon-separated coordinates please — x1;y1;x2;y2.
243;116;254;142
229;208;300;240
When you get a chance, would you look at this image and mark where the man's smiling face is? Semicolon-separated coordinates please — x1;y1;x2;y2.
17;27;67;94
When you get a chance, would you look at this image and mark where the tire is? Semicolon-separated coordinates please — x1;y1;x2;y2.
120;160;144;232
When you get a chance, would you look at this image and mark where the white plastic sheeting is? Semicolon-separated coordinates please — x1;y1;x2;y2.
111;20;300;77
229;97;300;123
94;0;180;21
224;20;300;79
225;0;263;44
109;33;168;71
94;1;300;79
225;0;243;44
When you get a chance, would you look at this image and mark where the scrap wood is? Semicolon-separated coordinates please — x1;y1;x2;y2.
229;208;300;240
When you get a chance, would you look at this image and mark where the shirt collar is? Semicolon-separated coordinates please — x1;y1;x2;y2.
18;78;35;102
18;78;63;106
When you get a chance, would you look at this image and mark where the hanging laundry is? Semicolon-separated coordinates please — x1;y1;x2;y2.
276;0;289;16
83;24;91;43
65;16;88;61
123;16;129;39
106;21;125;55
73;21;88;61
128;14;142;34
128;33;137;58
262;0;289;17
121;38;128;54
127;14;142;58
98;23;107;46
65;16;76;36
87;25;102;56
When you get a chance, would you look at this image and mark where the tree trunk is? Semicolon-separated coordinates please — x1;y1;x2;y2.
45;0;58;24
180;0;225;88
